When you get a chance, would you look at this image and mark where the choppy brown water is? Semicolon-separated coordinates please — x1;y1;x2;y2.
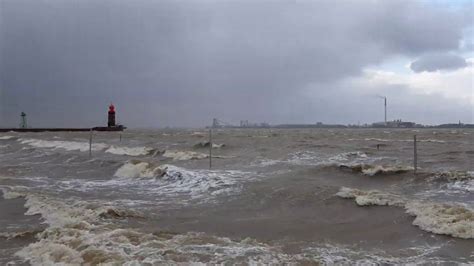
0;128;473;264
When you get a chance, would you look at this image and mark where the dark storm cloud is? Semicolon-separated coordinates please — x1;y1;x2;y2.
0;0;471;127
410;54;468;72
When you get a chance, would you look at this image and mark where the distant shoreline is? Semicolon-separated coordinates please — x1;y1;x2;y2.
206;124;474;129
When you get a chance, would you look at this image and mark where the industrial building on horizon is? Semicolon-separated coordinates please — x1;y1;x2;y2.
208;118;473;129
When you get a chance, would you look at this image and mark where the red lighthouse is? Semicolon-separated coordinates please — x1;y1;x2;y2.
108;104;116;127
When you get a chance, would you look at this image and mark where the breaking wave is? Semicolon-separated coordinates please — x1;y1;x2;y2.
1;190;301;265
254;151;412;178
338;164;414;176
337;187;474;239
18;138;155;156
0;186;29;199
105;145;154;156
194;141;225;149
447;180;474;193
0;135;15;140
425;170;474;194
285;150;412;176
111;162;257;200
0;229;42;240
430;170;474;182
336;187;405;207
405;201;474;240
19;138;108;152
285;151;372;167
162;150;208;161
113;160;167;179
304;243;451;265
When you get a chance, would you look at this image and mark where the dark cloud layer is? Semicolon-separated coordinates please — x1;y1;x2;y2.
0;0;471;127
410;54;468;72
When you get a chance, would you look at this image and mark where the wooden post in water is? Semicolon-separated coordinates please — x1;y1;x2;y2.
89;129;93;157
119;133;122;142
413;135;417;174
209;129;212;169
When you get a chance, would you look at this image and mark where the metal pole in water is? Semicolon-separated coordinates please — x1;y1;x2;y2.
209;128;212;169
119;133;122;142
413;135;417;174
89;129;93;157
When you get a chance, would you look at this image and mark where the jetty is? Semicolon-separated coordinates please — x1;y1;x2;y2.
0;104;126;133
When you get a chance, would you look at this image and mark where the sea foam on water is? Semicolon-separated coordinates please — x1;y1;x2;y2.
1;189;301;265
162;150;208;160
337;187;474;239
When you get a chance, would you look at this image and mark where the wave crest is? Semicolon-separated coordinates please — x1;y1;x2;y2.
105;146;155;156
11;191;301;265
337;187;474;239
339;164;414;176
114;160;167;179
19;138;108;152
163;150;208;161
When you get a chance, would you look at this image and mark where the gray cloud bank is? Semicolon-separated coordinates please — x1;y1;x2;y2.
0;0;472;127
410;54;468;72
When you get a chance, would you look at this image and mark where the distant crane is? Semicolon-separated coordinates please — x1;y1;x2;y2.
211;118;234;128
20;112;27;128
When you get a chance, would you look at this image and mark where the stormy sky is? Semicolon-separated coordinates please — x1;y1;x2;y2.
0;0;473;128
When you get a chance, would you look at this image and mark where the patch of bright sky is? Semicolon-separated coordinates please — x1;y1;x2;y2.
371;55;413;75
373;0;473;76
421;0;473;10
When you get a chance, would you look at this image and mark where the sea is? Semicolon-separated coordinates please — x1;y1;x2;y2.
0;128;472;265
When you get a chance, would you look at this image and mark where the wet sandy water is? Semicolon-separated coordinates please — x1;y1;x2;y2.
0;128;473;264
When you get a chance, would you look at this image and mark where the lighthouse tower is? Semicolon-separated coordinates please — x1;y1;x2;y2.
108;104;116;127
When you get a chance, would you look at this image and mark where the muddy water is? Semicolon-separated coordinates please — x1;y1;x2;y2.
0;128;473;264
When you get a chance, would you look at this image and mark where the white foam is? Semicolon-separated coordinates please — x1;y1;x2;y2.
18;138;157;156
304;243;449;265
105;145;154;156
448;180;474;192
336;187;405;207
0;135;14;140
19;193;141;229
406;201;474;239
0;186;29;199
265;150;376;168
114;161;167;178
194;141;225;149
327;151;368;163
254;158;282;167
13;192;301;265
163;150;208;161
0;230;41;240
85;163;257;202
160;165;252;197
19;138;108;152
17;228;300;265
420;139;446;143
337;187;474;239
432;170;474;182
360;165;414;176
191;131;206;137
287;151;320;165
